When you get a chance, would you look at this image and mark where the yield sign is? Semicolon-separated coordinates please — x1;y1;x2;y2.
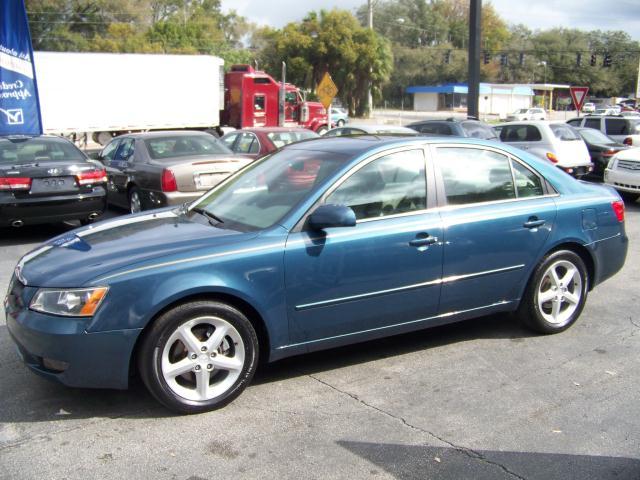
570;86;589;112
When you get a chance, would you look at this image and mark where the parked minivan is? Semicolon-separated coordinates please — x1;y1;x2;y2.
496;121;593;177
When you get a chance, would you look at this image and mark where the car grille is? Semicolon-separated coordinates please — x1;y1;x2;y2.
617;160;640;171
613;182;640;191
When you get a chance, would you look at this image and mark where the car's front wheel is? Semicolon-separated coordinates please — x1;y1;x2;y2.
129;187;142;214
138;300;259;414
517;250;588;334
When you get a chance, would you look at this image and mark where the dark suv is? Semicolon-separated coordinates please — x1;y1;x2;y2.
566;116;640;147
0;135;107;227
405;118;499;141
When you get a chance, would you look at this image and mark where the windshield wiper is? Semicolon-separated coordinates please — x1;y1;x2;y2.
191;207;224;225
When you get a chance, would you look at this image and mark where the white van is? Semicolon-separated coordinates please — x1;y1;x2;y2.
496;121;593;177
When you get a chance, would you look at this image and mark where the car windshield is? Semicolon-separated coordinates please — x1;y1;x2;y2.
191;148;349;231
0;137;85;164
579;129;615;144
144;135;232;160
550;124;581;141
266;130;318;148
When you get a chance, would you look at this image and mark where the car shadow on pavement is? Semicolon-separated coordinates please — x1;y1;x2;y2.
254;313;535;386
0;223;77;247
338;440;640;480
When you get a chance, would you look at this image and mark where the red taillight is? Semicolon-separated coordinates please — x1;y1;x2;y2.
76;169;107;186
0;177;32;191
623;137;633;146
612;200;625;222
161;169;177;192
546;152;558;163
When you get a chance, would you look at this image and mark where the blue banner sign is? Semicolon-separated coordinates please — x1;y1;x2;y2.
0;0;42;135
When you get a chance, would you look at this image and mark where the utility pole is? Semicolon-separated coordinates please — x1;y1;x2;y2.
467;0;481;119
366;0;373;118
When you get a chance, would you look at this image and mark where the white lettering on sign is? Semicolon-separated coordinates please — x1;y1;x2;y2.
0;50;34;79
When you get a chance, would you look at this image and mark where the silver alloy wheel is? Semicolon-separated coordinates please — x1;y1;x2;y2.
537;259;583;326
130;191;142;214
161;316;245;402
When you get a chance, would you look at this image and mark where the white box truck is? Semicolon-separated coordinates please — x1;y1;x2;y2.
33;52;224;145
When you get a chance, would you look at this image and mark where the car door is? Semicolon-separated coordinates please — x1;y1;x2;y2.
432;145;557;314
284;147;444;350
107;138;135;206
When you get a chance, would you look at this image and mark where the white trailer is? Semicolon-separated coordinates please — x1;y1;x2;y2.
33;52;224;144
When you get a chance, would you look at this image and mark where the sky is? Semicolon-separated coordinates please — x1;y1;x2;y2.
220;0;640;40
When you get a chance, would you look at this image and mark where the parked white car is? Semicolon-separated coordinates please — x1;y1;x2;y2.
582;102;596;113
496;121;593;177
506;108;546;121
604;147;640;201
567;115;640;146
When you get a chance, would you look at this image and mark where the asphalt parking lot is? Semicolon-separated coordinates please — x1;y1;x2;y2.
1;202;639;480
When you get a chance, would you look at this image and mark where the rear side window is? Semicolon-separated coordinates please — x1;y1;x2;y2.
511;160;544;197
436;147;515;205
605;118;630;135
584;118;601;129
461;122;498;140
550;124;581;141
500;125;542;142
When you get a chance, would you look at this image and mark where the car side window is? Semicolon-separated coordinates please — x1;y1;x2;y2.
584;118;601;129
511;160;544;198
113;139;134;162
605;118;628;135
326;149;426;220
436;147;515;205
500;125;541;142
461;122;497;140
221;133;238;151
236;133;259;154
566;118;582;127
100;139;120;162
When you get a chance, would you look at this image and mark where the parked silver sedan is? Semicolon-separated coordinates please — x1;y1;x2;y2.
98;131;252;213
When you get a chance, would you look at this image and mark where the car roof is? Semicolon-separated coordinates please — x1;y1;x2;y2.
226;127;317;134
334;124;417;133
120;130;215;139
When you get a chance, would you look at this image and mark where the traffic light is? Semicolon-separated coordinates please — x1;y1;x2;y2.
483;51;490;64
500;53;508;66
576;52;582;67
603;53;612;67
519;52;525;66
590;53;597;66
443;50;451;64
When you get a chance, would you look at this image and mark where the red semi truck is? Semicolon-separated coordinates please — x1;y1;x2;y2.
32;53;329;143
222;64;329;134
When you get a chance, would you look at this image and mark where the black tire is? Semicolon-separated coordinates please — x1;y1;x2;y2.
129;186;142;214
316;126;328;135
337;119;345;127
516;250;588;334
138;300;259;414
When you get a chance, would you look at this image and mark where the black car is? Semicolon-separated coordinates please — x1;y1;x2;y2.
0;135;107;227
405;118;499;141
574;127;629;176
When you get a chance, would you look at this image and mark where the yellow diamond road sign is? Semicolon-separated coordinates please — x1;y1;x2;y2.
317;72;338;110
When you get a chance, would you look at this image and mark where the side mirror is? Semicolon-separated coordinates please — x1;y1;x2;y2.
308;204;356;230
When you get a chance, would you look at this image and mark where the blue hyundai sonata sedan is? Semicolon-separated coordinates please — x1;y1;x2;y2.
4;136;628;413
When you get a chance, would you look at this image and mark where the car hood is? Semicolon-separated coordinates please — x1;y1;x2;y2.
16;209;257;288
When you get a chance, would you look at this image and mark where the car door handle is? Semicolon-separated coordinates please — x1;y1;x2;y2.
523;217;546;229
409;234;438;247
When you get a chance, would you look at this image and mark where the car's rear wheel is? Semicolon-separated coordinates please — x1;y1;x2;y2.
517;250;588;334
138;300;259;414
620;191;639;203
129;187;142;214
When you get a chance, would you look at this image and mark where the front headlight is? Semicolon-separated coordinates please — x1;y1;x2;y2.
30;287;109;317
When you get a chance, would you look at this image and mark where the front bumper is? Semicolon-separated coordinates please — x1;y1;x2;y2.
604;167;640;194
0;187;106;227
4;278;140;389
